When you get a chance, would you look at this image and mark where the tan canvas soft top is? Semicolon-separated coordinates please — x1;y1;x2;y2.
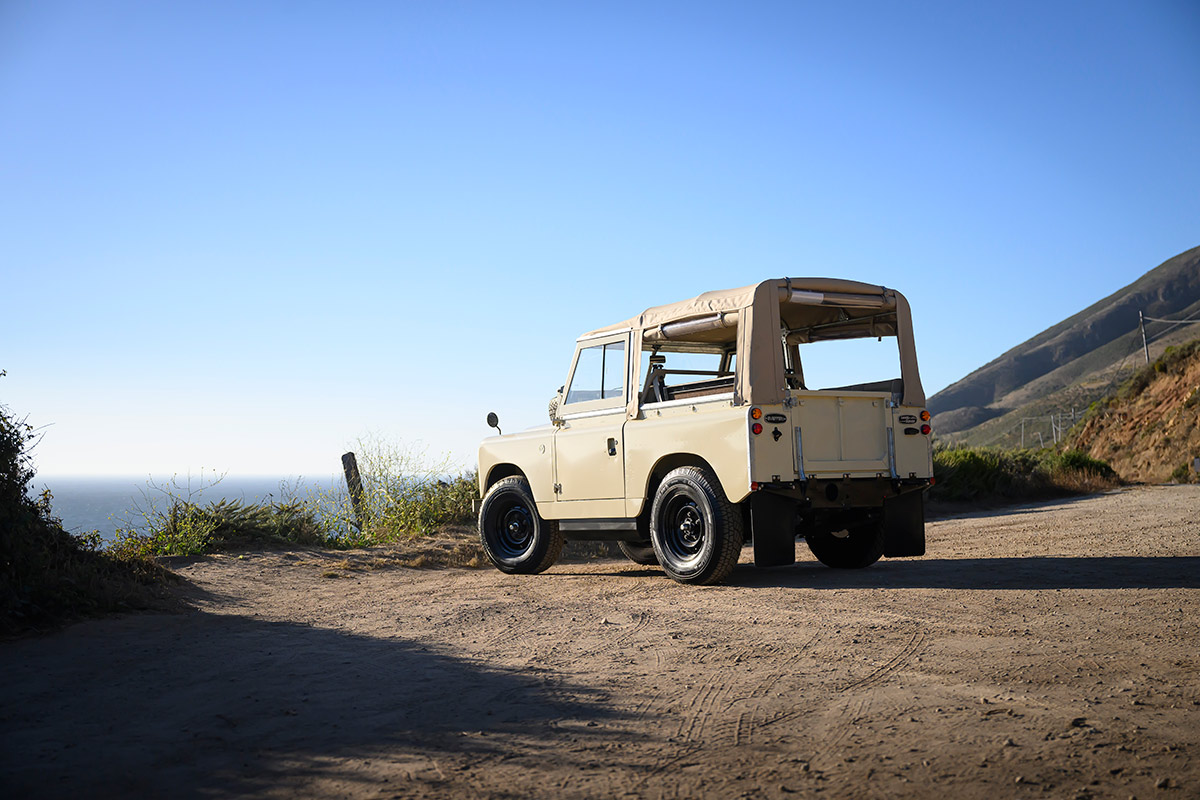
583;278;925;416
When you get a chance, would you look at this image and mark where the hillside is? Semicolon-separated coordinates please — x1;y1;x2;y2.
1068;340;1200;484
929;245;1200;447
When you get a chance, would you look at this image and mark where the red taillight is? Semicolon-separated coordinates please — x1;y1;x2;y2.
750;481;760;491
921;424;931;435
752;422;763;435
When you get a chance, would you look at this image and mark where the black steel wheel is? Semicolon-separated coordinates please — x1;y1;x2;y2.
618;539;658;565
804;513;885;569
649;467;743;585
478;477;563;574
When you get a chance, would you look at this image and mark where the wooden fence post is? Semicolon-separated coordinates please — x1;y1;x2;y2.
341;452;366;531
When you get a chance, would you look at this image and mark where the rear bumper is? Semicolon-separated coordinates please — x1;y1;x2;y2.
751;476;930;509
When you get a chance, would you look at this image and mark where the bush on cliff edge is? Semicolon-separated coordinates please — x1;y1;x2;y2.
0;376;174;636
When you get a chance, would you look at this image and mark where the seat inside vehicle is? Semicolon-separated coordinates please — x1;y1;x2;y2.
643;371;735;404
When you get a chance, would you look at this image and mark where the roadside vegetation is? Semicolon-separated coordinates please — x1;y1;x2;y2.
109;476;331;559
1;378;176;636
929;445;1118;504
302;435;477;547
112;436;478;558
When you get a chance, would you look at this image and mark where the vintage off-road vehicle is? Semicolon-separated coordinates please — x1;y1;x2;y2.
477;278;932;585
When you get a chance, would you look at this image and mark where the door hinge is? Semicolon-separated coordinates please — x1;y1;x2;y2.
553;483;562;494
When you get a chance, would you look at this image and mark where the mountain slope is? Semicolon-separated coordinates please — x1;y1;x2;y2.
1068;339;1200;483
930;245;1200;444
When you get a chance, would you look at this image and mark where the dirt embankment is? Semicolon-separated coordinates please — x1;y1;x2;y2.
2;485;1199;799
1071;345;1200;483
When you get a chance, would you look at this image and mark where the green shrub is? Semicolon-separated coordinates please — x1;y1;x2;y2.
931;446;1118;504
1;375;174;636
1117;339;1200;401
306;435;477;544
1045;449;1117;478
1170;463;1194;484
111;487;331;558
113;438;480;556
1118;363;1158;401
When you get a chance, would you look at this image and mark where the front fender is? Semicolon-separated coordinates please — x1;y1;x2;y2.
478;425;557;506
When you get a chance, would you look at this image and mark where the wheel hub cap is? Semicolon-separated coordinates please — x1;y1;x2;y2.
492;504;534;559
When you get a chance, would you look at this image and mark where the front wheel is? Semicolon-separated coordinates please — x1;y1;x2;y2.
650;467;743;585
478;477;563;574
805;514;884;569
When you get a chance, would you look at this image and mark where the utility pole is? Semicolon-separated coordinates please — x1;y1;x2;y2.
1020;418;1025;448
1139;310;1150;364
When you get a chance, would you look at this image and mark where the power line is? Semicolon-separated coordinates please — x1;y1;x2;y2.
1143;312;1200;326
1139;308;1200;359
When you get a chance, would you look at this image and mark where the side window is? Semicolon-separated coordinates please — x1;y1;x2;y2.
602;341;625;399
565;341;625;406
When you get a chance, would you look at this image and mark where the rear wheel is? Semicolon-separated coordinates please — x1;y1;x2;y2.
805;513;884;569
650;467;743;585
478;477;563;574
618;539;658;565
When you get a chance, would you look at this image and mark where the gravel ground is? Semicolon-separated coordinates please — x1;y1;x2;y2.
2;484;1198;799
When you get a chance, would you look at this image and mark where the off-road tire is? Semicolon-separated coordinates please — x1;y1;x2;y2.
618;539;658;565
478;477;564;574
805;515;885;569
649;466;743;585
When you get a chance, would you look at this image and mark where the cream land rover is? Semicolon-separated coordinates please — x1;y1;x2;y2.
477;278;933;585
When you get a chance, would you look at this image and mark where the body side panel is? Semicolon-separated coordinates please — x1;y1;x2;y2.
892;405;935;478
748;403;796;483
553;411;626;501
622;401;751;517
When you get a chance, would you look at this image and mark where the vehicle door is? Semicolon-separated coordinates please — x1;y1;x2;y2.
554;333;629;502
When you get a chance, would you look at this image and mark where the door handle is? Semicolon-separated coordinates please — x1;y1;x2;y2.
607;438;618;456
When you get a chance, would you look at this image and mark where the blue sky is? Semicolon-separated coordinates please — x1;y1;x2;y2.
2;0;1198;477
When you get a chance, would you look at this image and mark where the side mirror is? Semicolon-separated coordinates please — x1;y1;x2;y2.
486;412;501;435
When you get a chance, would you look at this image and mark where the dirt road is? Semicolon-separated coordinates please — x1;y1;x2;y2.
3;485;1198;799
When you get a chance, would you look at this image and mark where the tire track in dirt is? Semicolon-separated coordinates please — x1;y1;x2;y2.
700;620;831;747
752;622;927;751
838;627;927;692
674;670;729;743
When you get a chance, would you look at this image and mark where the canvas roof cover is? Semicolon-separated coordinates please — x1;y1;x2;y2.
583;278;925;415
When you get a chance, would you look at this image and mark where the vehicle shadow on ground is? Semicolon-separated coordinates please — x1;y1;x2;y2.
725;555;1200;590
0;612;629;798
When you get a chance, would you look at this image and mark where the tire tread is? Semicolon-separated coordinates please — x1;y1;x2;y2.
652;466;743;585
478;477;563;574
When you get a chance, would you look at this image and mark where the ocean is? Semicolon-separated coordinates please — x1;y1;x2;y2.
31;475;340;541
